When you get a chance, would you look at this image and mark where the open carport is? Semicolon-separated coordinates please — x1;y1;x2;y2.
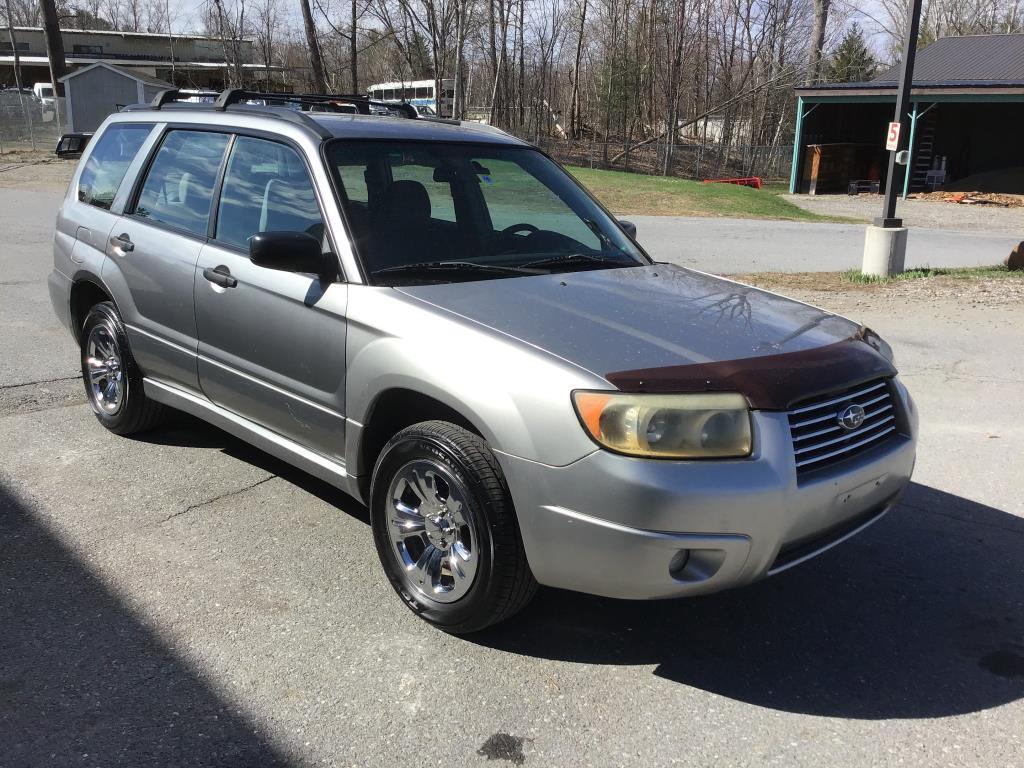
789;33;1024;197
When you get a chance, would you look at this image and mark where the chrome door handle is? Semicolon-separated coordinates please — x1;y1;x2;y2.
203;265;238;288
110;233;134;252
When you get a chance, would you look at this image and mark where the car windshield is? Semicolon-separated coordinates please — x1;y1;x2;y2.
326;141;647;284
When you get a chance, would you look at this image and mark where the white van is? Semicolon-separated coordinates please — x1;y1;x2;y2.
33;82;55;105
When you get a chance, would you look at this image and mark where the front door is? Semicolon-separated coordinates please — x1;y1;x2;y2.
194;135;348;461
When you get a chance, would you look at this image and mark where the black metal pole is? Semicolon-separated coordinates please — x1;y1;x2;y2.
876;0;924;227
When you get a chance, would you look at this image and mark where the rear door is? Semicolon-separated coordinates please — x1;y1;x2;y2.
194;134;348;460
60;122;155;287
103;128;231;393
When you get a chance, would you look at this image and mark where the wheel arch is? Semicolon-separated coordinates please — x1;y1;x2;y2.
354;387;488;502
69;272;117;344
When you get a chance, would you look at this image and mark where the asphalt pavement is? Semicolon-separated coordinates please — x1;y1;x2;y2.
632;215;1022;273
2;178;1023;767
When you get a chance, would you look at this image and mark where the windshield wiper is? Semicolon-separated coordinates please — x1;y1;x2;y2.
519;252;634;269
371;260;543;278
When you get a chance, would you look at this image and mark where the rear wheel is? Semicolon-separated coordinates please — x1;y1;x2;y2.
80;301;165;435
370;420;537;634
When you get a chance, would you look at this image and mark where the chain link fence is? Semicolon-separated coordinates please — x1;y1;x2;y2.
0;97;67;155
515;134;793;182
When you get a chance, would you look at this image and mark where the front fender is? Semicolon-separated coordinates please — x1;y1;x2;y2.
344;286;606;468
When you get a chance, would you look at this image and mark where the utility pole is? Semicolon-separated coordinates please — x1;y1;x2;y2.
862;0;923;277
350;0;357;93
39;0;67;109
5;0;35;150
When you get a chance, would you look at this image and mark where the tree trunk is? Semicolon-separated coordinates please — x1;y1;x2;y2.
299;0;328;93
569;0;588;138
38;0;67;97
806;0;830;85
453;0;467;119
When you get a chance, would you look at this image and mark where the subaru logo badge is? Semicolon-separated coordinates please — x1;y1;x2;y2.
837;403;866;431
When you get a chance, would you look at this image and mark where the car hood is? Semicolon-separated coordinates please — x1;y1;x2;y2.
396;264;895;409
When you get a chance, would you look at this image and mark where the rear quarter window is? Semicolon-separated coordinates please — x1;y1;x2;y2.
77;123;153;210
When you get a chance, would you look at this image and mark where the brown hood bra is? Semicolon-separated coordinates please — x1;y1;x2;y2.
605;337;897;411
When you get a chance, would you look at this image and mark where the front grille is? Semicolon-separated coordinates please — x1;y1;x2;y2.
787;379;898;476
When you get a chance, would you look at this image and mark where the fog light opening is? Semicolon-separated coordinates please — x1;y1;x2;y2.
668;549;691;579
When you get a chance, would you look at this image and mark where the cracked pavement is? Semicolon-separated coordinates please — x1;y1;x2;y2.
1;171;1023;767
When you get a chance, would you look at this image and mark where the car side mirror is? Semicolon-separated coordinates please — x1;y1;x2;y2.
250;231;327;276
618;220;637;239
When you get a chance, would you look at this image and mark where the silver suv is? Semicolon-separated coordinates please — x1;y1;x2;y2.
49;90;917;633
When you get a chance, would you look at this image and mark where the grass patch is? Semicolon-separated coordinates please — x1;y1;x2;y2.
842;265;1022;284
565;165;848;222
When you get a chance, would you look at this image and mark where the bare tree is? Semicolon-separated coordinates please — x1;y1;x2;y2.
300;0;329;91
805;0;830;83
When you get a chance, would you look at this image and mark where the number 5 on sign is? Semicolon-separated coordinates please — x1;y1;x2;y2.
885;121;901;151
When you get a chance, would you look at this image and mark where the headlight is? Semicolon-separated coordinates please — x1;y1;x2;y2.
572;391;752;458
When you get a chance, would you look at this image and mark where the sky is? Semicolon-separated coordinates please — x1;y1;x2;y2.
169;0;900;61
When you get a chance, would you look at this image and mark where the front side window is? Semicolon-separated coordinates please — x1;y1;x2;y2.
77;122;153;210
134;130;230;237
327;141;645;283
215;136;323;249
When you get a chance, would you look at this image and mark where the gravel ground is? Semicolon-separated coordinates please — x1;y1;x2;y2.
2;163;1023;768
734;271;1024;308
782;193;1024;236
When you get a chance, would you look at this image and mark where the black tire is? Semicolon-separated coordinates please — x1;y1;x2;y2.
80;301;165;435
370;420;537;634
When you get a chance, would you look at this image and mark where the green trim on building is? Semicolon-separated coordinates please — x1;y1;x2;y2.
798;92;1024;105
789;96;804;194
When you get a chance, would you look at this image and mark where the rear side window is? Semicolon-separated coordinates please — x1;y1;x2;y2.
215;136;323;249
134;130;230;237
77;123;152;210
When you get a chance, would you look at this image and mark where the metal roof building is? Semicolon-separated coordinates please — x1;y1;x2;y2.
59;62;173;132
789;33;1024;195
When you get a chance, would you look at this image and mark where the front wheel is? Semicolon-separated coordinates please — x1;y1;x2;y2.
370;421;537;634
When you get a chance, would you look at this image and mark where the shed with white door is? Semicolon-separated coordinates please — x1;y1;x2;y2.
59;62;171;133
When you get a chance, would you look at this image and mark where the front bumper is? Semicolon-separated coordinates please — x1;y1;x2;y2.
496;380;917;600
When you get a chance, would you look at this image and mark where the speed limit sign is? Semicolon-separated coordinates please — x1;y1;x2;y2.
885;121;901;150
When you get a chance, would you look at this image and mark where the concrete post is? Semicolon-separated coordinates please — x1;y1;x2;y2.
862;225;908;277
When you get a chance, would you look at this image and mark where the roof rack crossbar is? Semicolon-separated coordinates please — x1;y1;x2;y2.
150;88;180;109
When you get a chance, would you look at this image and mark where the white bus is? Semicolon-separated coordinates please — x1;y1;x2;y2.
366;79;455;118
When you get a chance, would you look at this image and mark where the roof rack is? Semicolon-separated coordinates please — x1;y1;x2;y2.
213;88;419;119
150;88;181;109
133;87;422;140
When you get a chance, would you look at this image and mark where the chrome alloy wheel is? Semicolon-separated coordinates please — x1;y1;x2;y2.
386;459;479;603
85;322;125;415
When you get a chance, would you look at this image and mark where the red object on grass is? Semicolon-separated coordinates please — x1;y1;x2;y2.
702;176;763;190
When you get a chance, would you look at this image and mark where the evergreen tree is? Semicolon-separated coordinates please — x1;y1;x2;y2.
825;23;877;83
